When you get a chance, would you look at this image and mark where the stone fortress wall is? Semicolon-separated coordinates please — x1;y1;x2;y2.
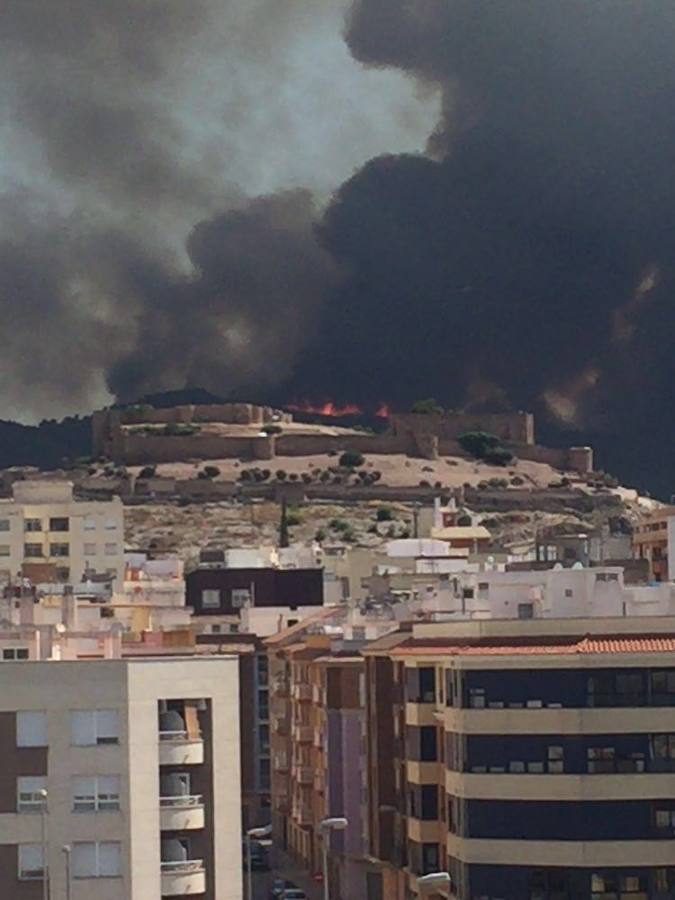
92;404;593;475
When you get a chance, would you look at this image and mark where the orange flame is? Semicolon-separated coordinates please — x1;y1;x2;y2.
287;400;363;417
375;403;391;418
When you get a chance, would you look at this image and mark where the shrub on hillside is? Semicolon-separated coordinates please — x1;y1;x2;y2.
139;465;156;479
411;398;444;414
339;450;365;468
262;424;283;435
484;447;514;466
458;431;501;459
203;465;220;478
286;509;302;527
376;506;394;522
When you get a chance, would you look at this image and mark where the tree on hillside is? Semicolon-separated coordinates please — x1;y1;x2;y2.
411;398;444;415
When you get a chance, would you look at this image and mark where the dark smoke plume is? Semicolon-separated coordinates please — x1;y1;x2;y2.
286;0;675;494
0;0;428;421
4;0;675;494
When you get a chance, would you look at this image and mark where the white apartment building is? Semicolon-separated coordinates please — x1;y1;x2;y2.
0;656;241;900
0;481;125;587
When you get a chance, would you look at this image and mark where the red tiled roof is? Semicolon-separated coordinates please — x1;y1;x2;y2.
391;635;675;657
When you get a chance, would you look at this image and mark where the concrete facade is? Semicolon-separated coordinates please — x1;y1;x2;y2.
0;481;124;587
0;656;241;900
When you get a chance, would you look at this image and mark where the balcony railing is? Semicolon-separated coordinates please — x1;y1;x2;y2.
160;794;203;808
160;858;207;896
159;796;205;831
161;860;205;874
159;730;204;765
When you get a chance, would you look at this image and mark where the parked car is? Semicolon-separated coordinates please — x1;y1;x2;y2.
281;890;307;900
270;879;293;898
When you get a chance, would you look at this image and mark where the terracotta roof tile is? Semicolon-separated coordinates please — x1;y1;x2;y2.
391;635;675;658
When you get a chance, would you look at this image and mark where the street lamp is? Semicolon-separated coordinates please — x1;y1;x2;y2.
245;826;269;900
319;817;348;900
418;871;452;896
39;789;48;900
62;846;72;900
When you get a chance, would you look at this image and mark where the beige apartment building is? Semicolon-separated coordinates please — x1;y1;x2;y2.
0;656;242;900
0;481;125;586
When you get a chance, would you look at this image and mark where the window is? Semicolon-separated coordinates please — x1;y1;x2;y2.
104;520;117;531
420;726;438;762
24;543;43;558
655;808;675;830
547;745;564;774
652;733;675;765
469;688;486;709
56;566;70;582
259;757;271;791
84;543;97;556
72;775;120;812
3;648;29;660
49;542;69;557
231;588;251;608
17;777;46;813
17;711;47;747
418;667;436;702
104;543;118;556
84;518;96;531
71;710;120;746
257;655;269;685
0;546;9;557
652;670;675;703
517;602;534;619
24;519;42;533
18;844;45;880
420;785;438;820
259;724;270;754
201;589;220;609
49;517;69;532
72;842;121;878
564;588;573;598
0;519;10;531
258;690;269;721
587;747;615;774
421;843;439;875
655;869;675;892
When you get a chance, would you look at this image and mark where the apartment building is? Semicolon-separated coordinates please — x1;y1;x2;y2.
633;506;675;582
364;615;675;900
0;656;241;900
0;481;124;587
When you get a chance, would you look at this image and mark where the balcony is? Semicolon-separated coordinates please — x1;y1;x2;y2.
160;860;206;895
160;795;205;831
292;683;312;702
273;716;288;736
295;766;313;786
294;805;313;827
294;725;313;744
159;730;204;766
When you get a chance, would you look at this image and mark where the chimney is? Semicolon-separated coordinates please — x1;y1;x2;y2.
19;585;34;626
103;623;124;659
61;584;77;630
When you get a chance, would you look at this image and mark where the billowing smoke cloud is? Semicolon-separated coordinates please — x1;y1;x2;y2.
0;0;435;420
4;0;675;494
285;0;675;494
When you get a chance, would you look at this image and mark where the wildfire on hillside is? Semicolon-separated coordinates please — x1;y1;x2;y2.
286;400;391;419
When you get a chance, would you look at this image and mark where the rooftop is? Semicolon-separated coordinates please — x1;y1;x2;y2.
390;634;675;658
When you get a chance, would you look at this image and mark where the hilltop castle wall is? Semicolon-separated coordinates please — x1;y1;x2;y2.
91;404;592;475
